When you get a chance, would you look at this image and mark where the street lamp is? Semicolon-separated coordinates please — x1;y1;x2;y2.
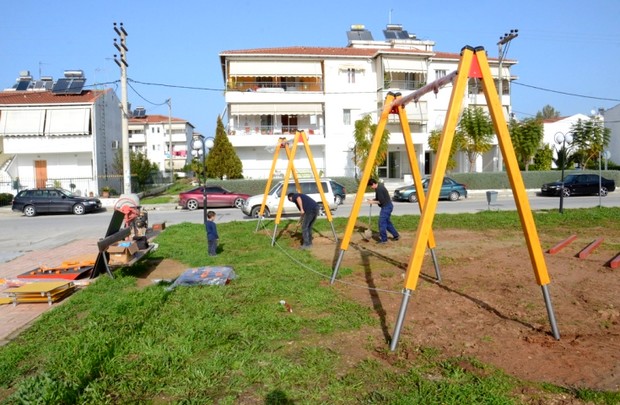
554;132;573;214
497;29;518;106
191;136;214;225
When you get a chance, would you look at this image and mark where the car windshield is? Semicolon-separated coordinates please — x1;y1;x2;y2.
562;175;577;183
59;189;74;197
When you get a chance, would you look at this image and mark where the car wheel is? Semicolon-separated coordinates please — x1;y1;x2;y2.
448;191;459;201
561;188;570;197
334;195;343;205
186;199;199;211
251;206;269;218
23;205;37;217
319;206;327;216
408;193;418;203
73;204;86;215
234;197;245;208
599;187;608;197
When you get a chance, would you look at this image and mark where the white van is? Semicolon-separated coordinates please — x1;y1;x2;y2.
241;178;338;218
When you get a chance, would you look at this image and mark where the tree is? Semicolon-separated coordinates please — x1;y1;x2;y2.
352;114;389;180
535;105;561;120
457;106;494;172
531;144;553;171
509;117;544;171
570;117;611;169
427;129;465;172
205;116;243;179
112;150;159;190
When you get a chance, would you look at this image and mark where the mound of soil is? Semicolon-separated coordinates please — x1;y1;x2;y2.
309;227;620;391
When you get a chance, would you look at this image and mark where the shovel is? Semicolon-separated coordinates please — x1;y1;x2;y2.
362;204;373;240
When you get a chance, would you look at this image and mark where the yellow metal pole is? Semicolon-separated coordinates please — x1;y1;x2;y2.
300;131;335;223
396;102;437;250
338;94;395;252
475;49;550;286
402;48;474;291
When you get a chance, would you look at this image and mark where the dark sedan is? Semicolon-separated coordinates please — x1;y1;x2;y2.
540;174;616;197
178;186;250;210
393;176;468;203
12;188;103;217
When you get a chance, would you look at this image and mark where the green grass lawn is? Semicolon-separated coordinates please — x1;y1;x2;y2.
0;209;619;403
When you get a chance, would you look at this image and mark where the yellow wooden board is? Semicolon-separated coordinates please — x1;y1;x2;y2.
4;281;72;294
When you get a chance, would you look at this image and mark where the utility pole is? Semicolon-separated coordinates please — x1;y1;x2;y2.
497;29;518;109
167;99;173;182
114;22;131;194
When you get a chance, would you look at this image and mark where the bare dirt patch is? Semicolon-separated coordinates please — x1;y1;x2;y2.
134;258;188;289
309;227;620;391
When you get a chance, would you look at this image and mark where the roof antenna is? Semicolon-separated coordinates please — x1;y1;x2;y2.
388;8;393;24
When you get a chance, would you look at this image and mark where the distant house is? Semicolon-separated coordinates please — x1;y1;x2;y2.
542;113;601;169
127;107;194;178
0;70;121;196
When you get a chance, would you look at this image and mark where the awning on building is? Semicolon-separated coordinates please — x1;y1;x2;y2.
383;58;426;73
229;61;322;77
0;109;46;136
45;108;91;136
230;103;323;116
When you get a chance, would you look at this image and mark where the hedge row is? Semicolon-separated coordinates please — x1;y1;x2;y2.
0;193;14;207
198;170;619;195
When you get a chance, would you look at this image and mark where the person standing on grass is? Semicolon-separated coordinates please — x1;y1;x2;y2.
288;192;320;249
206;210;219;256
366;178;400;244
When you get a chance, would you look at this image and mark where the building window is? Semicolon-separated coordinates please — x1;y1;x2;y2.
343;109;351;125
435;69;447;79
151;127;155;133
347;68;355;84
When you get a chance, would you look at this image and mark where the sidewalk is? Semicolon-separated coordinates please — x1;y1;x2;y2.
0;238;99;345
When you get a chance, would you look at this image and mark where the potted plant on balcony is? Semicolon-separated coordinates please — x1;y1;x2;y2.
101;186;111;198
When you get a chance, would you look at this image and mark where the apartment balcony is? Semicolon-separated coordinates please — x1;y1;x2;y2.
227;125;326;148
227;78;323;93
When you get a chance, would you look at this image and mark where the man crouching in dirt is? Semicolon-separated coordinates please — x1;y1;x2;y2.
288;192;319;249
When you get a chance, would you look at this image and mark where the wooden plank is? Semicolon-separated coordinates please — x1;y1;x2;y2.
547;234;577;254
578;237;605;259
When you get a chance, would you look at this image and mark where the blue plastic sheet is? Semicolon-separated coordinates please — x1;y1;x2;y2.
165;266;236;291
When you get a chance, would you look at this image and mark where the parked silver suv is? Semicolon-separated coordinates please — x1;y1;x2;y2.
241;179;338;218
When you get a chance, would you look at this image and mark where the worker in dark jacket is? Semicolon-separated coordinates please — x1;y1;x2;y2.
288;192;320;249
367;178;400;244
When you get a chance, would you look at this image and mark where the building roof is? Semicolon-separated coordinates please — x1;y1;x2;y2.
220;46;512;63
129;114;193;127
0;89;107;106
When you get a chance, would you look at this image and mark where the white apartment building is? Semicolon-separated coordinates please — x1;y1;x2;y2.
128;107;194;178
0;70;121;196
220;24;517;179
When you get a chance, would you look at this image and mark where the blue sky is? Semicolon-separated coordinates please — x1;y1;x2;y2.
2;0;619;135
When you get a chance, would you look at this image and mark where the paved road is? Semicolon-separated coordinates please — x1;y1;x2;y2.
1;189;619;265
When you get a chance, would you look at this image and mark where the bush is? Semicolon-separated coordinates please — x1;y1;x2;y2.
0;192;14;206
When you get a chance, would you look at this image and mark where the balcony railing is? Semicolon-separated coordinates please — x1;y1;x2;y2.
384;79;426;90
227;80;323;92
228;125;323;136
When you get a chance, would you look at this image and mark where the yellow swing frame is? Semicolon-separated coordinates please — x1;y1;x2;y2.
333;46;560;351
255;131;337;245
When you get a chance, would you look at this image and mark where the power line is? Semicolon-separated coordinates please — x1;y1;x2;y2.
127;80;168;106
513;81;620;103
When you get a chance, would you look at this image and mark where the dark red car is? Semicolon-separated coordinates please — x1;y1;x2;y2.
178;186;250;210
